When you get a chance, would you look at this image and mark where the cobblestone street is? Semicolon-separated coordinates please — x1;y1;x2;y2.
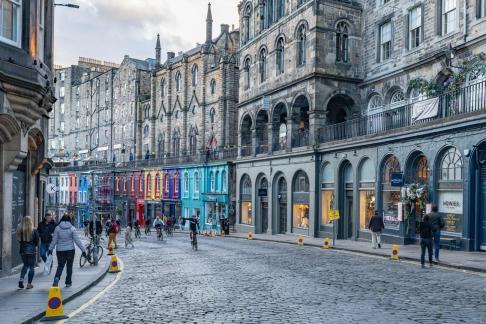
65;234;486;324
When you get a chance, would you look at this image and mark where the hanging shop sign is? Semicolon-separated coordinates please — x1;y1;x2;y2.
390;173;404;187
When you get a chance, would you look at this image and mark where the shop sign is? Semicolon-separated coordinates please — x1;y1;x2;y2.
383;213;400;230
390;173;404;187
328;209;340;221
258;189;268;197
438;191;463;214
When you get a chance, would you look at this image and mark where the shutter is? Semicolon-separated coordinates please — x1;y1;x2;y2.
376;27;381;63
404;13;410;50
436;0;443;36
421;4;425;44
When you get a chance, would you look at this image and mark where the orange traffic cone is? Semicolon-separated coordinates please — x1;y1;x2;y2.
109;255;121;273
40;286;68;321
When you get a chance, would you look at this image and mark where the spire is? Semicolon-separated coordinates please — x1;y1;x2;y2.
206;2;213;44
155;34;161;67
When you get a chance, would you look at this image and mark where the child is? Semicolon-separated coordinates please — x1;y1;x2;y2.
125;222;134;248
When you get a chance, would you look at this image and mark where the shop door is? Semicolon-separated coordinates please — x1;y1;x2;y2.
261;201;268;233
339;190;353;239
480;156;486;250
12;170;26;267
278;203;287;234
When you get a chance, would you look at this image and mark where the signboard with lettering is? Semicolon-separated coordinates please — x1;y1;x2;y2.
438;191;463;214
328;209;340;221
383;213;400;230
390;173;404;187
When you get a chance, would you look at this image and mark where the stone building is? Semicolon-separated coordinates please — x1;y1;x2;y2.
235;0;486;251
146;4;240;160
0;0;55;274
50;57;118;162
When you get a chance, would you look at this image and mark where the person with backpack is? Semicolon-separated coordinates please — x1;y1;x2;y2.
49;214;87;287
16;216;39;289
428;205;445;262
38;212;56;263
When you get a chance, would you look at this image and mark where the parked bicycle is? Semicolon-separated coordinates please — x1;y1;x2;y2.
80;236;103;267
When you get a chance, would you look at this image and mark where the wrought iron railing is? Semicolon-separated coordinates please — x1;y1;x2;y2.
292;130;309;148
318;80;486;143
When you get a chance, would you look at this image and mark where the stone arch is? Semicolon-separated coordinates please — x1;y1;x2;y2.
294;19;309;38
326;94;355;125
274;33;287;48
333;18;356;35
0;113;20;144
240;113;253;157
405;150;430;185
271;102;288;151
290;94;310;148
255;109;269;154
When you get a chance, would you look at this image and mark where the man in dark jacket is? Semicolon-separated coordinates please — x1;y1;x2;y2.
37;212;56;262
428;205;444;262
419;215;434;268
368;211;384;249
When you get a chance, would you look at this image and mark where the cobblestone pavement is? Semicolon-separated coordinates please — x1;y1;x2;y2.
68;234;486;324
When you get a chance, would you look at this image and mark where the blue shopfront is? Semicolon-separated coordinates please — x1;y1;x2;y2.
180;165;205;228
76;172;90;227
201;163;230;233
161;168;181;220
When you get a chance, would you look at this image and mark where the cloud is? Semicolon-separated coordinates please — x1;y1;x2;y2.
54;0;239;66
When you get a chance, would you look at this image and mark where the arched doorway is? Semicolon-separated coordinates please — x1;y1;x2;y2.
291;96;309;148
240;174;252;225
292;171;310;233
405;152;430;238
339;161;353;239
474;142;486;250
272;103;287;151
273;175;287;234
240;115;253;157
257;176;269;233
324;95;354;141
256;110;269;154
358;158;376;234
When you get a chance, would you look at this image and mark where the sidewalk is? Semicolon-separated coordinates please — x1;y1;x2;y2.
228;232;486;273
0;243;109;324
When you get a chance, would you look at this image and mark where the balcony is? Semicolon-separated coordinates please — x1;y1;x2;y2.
292;130;309;148
318;81;486;144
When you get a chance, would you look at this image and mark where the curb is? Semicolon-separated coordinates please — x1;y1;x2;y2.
222;235;486;275
20;260;110;324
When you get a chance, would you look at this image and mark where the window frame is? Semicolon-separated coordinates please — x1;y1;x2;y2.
380;21;392;62
408;6;423;49
0;0;22;47
442;0;457;35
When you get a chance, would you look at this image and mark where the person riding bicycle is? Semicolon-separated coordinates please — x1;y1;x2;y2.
188;215;199;240
145;217;152;235
153;216;164;236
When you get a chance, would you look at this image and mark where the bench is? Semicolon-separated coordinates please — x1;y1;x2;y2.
440;237;460;250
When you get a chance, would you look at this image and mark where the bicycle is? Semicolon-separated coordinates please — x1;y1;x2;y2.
156;226;163;241
80;236;103;267
134;226;141;239
191;231;198;251
145;225;151;236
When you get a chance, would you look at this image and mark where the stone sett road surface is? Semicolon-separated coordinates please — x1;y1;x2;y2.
68;233;486;324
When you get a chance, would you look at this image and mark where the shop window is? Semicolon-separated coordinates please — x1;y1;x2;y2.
440;147;462;181
184;172;189;192
222;171;227;192
240;175;252;225
293;171;310;229
146;175;151;194
155;174;160;193
381;155;401;230
210;172;215;192
359;158;376;230
320;163;334;226
194;172;200;193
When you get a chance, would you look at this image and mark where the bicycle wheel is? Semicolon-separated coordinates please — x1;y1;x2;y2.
80;252;88;267
95;246;103;262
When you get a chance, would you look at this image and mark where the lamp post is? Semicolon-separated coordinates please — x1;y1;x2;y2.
54;3;80;8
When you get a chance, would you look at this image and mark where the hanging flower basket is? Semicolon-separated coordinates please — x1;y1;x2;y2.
402;183;428;221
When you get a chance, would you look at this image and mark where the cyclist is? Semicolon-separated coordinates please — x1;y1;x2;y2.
186;215;199;247
144;217;151;235
134;219;141;238
153;216;164;239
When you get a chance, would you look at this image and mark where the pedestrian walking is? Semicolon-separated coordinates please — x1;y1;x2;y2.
125;222;134;248
107;218;119;249
368;211;384;249
16;216;39;289
49;214;87;287
38;212;56;262
428;205;445;262
419;214;434;269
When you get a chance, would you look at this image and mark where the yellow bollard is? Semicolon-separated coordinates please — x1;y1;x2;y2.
323;237;330;249
109;255;121;273
297;235;304;246
107;243;114;256
247;232;253;240
40;286;68;321
390;245;399;261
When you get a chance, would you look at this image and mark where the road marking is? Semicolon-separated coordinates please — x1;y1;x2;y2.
56;258;124;323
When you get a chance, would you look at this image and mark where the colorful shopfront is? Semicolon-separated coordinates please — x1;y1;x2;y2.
201;163;230;232
128;170;144;224
144;169;163;221
161;168;181;220
114;171;129;226
180;165;205;226
76;172;91;227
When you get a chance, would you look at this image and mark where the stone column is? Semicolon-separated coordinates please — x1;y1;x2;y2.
251;126;257;156
267;124;273;155
286;119;294;152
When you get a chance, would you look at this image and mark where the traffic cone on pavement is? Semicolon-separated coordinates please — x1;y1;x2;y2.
109;255;121;273
40;286;68;321
107;243;114;256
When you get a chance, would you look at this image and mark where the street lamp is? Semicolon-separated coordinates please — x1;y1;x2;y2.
54;3;80;8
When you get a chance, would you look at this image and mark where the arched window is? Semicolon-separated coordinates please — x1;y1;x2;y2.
383;155;400;183
368;94;383;112
174;172;179;194
164;173;169;194
192;65;198;87
293;170;310;229
276;38;285;75
175;71;182;92
189;127;197;155
215;171;219;192
172;128;181;156
440;147;462;181
210;79;216;95
210;108;216;124
143;125;149;138
155;174;160;193
297;25;306;66
184;172;189;192
293;171;309;192
336;22;349;63
144;106;150;119
240;174;252;224
221;171;227;192
194;172;200;192
160;79;165;97
243;4;253;44
389;89;405;108
146;174;151;193
259;48;267;83
244;57;251;90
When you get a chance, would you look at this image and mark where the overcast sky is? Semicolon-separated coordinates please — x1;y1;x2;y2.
54;0;240;67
